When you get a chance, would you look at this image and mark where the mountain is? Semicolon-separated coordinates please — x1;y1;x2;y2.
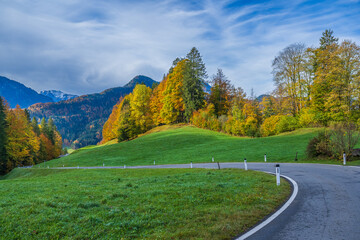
123;75;158;89
40;90;78;102
28;75;158;148
256;94;271;102
0;76;53;108
203;82;211;94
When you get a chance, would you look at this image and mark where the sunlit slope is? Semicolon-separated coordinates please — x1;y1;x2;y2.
44;126;318;167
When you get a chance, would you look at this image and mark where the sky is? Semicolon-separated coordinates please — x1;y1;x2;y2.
0;0;360;96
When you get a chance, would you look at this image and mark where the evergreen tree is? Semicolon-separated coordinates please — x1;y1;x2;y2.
0;97;8;174
24;109;31;123
209;69;232;116
319;29;338;50
31;117;40;136
48;117;56;144
40;118;48;136
183;47;207;121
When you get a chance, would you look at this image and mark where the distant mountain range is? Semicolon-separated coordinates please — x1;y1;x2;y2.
0;76;80;108
40;90;78;102
28;75;158;148
0;76;53;108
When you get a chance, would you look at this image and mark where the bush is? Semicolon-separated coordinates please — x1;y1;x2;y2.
260;115;281;137
260;115;298;137
306;130;332;158
245;116;258;137
330;122;359;160
276;115;298;133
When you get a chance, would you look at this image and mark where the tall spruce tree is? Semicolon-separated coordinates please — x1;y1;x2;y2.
31;117;40;136
183;47;207;121
319;29;338;50
0;97;8;174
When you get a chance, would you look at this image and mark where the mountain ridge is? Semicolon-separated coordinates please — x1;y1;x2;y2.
28;75;158;148
0;76;53;108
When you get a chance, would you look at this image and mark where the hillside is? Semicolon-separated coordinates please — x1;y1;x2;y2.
43;125;320;168
0;76;53;108
28;75;158;148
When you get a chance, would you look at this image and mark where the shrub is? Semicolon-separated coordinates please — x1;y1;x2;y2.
260;115;298;137
306;130;332;158
245;116;258;137
276;115;298;133
330;122;360;160
260;115;281;137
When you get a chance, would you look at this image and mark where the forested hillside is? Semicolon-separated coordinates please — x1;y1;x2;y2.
0;98;62;174
28;75;157;148
102;31;360;151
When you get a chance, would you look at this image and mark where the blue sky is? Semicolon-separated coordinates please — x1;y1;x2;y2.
0;0;359;96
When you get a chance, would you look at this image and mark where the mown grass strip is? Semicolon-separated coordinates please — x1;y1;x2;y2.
0;168;291;239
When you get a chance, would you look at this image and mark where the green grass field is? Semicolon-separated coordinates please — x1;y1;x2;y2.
0;168;290;239
43;125;323;168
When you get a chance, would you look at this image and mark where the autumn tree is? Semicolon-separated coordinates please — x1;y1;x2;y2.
312;30;360;124
150;77;167;125
6;105;39;168
129;84;153;134
160;60;186;124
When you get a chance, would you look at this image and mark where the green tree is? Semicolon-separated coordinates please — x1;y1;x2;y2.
319;29;338;50
183;47;207;121
31;117;40;136
209;69;232;117
48;117;56;144
0;97;8;174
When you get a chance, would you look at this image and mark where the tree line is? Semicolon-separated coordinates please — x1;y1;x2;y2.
102;30;360;146
0;98;62;174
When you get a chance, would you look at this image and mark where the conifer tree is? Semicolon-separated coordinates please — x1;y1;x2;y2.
48;117;56;144
183;47;207;121
0;97;8;174
209;69;232;116
31;117;40;136
319;29;338;50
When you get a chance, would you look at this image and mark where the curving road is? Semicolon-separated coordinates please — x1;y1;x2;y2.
55;162;360;239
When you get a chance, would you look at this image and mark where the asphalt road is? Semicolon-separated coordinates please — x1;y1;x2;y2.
55;162;360;239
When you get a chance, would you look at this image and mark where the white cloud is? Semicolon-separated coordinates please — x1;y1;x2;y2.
0;0;359;95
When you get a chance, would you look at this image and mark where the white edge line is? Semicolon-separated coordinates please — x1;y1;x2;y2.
235;172;298;240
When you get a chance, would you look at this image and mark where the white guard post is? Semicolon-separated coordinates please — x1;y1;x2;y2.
343;152;346;165
275;164;280;186
212;157;214;162
264;154;267;162
154;160;156;165
244;158;248;171
190;161;193;168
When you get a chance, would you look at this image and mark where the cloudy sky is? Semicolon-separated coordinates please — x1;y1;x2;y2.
0;0;360;96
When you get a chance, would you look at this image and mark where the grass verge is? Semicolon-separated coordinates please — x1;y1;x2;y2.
0;168;290;239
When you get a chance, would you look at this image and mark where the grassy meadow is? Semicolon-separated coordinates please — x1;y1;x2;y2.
42;125;323;168
0;168;290;239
